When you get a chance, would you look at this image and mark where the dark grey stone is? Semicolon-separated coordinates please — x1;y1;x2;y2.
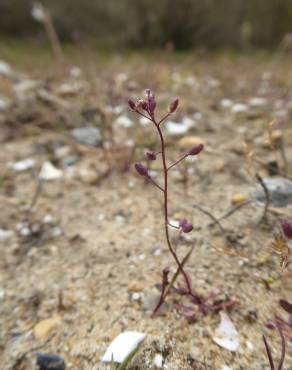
252;178;292;207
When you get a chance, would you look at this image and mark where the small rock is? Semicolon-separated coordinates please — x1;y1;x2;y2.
244;309;258;323
220;99;233;109
248;97;267;107
34;315;61;339
231;103;248;114
114;115;133;128
78;168;98;185
36;353;66;370
128;281;144;293
130;292;142;302
165;119;194;136
231;194;247;205
0;97;11;111
153;353;163;369
8;158;35;172
0;229;14;242
142;292;169;314
252;178;292;207
71;126;102;147
14;79;42;96
39;162;63;181
177;136;205;150
0;60;15;79
57;81;86;96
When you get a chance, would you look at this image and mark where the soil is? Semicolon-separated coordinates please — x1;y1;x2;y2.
0;50;291;370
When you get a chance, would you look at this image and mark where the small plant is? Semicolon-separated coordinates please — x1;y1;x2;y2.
263;299;291;370
128;90;234;317
262;220;291;369
272;219;291;270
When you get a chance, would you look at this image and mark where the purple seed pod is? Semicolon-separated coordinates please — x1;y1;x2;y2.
145;89;153;99
266;321;276;330
148;97;156;114
187;143;204;156
145;89;156;114
128;98;136;110
169;98;179;113
281;219;292;239
179;219;188;228
135;163;148;177
279;299;292;314
146;151;157;161
182;223;193;233
179;219;193;233
141;101;148;111
136;99;148;111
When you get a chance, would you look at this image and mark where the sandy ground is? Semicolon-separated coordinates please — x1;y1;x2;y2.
0;51;291;369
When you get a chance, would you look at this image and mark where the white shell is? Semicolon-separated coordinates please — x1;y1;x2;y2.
102;331;146;363
213;312;239;352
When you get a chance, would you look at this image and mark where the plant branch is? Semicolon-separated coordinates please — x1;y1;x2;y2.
147;176;164;192
193;204;226;233
167;155;187;171
277;325;286;370
256;173;270;224
158;112;172;126
263;335;275;370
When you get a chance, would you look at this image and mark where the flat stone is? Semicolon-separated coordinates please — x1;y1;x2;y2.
71;126;102;147
36;353;66;370
251;178;292;207
177;136;205;150
128;281;144;292
34;315;61;339
231;194;247;205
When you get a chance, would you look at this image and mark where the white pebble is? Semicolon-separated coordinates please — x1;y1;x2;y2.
102;331;146;363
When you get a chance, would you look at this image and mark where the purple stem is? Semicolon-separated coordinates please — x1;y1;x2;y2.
147;176;164;192
152;116;193;295
263;335;275;370
167;154;187;171
277;325;286;370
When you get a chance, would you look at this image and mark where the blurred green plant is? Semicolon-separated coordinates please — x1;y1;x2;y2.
0;0;291;49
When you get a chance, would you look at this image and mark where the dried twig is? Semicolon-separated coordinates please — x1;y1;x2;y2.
193;204;226;233
256;173;270;224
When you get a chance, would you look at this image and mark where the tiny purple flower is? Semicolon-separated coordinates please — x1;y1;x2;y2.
169;98;179;113
128;98;136;111
187;144;204;156
281;219;292;239
136;99;148;111
146;89;156;114
179;219;193;233
135;163;148;177
146;151;157;161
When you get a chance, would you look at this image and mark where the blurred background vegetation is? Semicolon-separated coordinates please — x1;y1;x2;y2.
0;0;292;50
